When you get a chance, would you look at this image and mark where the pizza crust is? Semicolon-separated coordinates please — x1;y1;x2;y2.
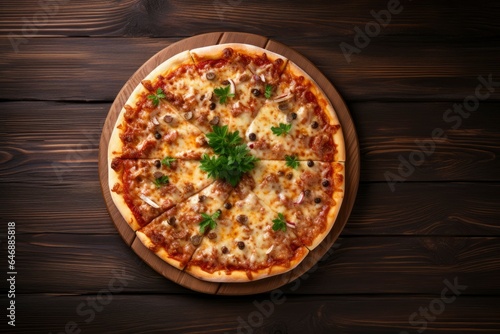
186;246;309;282
136;231;186;271
286;61;346;162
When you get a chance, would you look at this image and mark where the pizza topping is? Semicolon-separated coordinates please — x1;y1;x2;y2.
311;121;319;129
153;175;169;187
141;80;154;91
152;116;160;125
314;197;322;204
154;160;161;168
228;79;236;96
153;171;164;179
198;195;206;202
161;156;176;167
293;191;305;205
307;160;314;167
264;84;273;99
183;111;193;120
278;103;289;111
207;231;217;239
191;235;202;246
322;179;330;187
147;88;166;107
239;73;250;82
199;211;220;234
236;214;248;225
272;213;287;232
167;216;176;226
265;245;274;255
271;123;292;136
286;172;293;180
206;72;216;80
248;133;257;141
224;202;232;210
286;221;296;229
209;116;220;125
285;155;299;169
154;132;162;140
273;93;293;103
163;115;174;123
139;194;160;209
209;102;216;110
214;85;235;104
221;246;229;254
251;88;261;97
237;241;245;250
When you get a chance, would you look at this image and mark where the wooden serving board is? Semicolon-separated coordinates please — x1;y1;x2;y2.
98;32;360;295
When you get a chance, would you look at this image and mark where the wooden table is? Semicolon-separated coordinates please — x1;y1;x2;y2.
1;1;499;332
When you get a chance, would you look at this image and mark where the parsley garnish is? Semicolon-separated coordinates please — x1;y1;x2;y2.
214;85;235;104
161;156;176;167
265;84;273;99
271;123;292;136
153;175;169;187
200;125;259;187
199;211;221;234
272;213;287;232
147;88;166;107
285;155;299;169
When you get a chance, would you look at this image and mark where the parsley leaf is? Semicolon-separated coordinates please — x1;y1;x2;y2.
153;175;169;188
199;211;221;234
214;85;235;104
147;88;166;107
272;213;287;232
265;84;273;99
285;155;299;169
200;126;259;187
271;123;292;136
161;156;176;167
205;125;242;155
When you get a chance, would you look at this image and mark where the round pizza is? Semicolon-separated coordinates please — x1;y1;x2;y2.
107;43;345;282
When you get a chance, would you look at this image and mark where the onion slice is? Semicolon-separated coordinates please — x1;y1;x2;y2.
139;194;160;209
273;93;293;103
152;116;159;125
259;74;266;83
286;221;296;229
293;191;304;205
266;245;274;254
228;78;236;95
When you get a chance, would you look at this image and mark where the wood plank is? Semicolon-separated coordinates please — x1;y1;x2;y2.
1;37;499;101
8;234;500;294
10;294;500;333
1;0;499;38
1;101;499;183
3;182;500;237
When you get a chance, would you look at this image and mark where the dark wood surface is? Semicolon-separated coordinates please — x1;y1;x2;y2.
1;0;499;332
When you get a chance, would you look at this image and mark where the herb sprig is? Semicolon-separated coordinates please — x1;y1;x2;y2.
199;211;221;234
161;156;176;167
271;123;292;136
272;213;287;232
200;125;259;187
285;155;299;169
153;175;170;188
265;84;273;99
147;88;166;107
214;85;235;104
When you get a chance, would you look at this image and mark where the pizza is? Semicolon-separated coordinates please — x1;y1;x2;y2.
107;43;345;282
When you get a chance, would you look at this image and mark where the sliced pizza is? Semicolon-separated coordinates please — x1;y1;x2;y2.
246;61;345;162
249;160;345;249
186;176;309;282
109;158;214;230
136;180;233;270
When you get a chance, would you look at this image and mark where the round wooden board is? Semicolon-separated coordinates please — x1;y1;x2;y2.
99;32;360;295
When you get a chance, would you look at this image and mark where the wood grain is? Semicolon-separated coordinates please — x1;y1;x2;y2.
97;32;359;295
10;294;500;333
8;234;500;295
1;0;499;38
1;37;499;102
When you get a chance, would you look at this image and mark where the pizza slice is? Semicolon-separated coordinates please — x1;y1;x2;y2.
136;180;233;270
190;44;287;137
185;175;309;282
245;61;345;162
109;158;214;230
249;160;345;249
